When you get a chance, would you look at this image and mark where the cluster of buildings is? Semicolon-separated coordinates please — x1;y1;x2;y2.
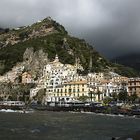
0;54;140;104
29;55;140;104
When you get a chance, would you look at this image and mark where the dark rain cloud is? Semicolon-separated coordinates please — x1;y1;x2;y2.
0;0;140;58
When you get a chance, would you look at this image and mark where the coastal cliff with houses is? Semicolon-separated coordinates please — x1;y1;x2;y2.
0;17;139;108
0;50;139;107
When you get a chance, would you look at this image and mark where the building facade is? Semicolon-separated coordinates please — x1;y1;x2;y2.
128;78;140;97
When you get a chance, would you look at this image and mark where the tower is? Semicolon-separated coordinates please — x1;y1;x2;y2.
54;54;59;62
89;55;92;72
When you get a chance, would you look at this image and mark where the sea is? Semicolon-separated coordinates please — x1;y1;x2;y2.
0;111;140;140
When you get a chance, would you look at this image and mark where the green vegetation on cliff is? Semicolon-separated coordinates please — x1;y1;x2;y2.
0;33;109;74
111;63;140;77
0;17;139;77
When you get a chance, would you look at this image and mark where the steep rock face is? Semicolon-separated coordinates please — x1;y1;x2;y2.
23;48;48;79
0;48;49;83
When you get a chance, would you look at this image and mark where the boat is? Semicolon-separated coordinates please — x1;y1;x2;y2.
0;101;25;110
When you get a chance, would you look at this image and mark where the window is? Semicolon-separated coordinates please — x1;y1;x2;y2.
66;98;69;101
77;89;80;93
69;89;72;93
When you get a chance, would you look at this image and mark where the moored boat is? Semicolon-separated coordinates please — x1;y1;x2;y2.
0;101;25;110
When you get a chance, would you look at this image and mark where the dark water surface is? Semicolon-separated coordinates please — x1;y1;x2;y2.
0;111;140;140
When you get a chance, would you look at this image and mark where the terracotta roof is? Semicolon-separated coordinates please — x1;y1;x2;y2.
100;79;110;84
64;80;87;85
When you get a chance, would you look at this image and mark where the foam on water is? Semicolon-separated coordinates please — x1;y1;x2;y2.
30;129;40;133
0;109;34;113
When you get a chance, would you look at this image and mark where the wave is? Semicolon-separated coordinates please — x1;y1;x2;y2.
0;109;34;113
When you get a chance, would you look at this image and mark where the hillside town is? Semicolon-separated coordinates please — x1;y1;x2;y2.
0;54;140;107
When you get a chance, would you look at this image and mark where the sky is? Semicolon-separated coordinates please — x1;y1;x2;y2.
0;0;140;59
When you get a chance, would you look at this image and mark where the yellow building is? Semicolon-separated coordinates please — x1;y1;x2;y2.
45;80;89;102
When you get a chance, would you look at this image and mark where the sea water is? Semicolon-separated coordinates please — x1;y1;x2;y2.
0;111;140;140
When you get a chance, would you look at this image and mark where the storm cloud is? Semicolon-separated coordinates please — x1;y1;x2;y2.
0;0;140;58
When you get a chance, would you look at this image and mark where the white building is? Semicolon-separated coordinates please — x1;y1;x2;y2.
30;55;84;102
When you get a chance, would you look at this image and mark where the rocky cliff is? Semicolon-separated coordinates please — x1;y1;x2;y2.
0;17;139;78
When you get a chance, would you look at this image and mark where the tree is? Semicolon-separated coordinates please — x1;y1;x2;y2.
103;97;113;105
19;31;29;40
111;92;118;101
88;91;95;102
78;95;89;102
5;28;9;33
118;91;128;102
8;93;17;101
128;93;138;103
35;88;46;104
0;96;3;101
96;91;102;101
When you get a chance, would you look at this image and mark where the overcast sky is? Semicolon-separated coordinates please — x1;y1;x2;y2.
0;0;140;59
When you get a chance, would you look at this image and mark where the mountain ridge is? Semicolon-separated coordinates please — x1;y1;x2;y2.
0;17;139;78
112;53;140;72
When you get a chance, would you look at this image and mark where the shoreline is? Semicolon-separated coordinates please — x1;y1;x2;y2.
69;111;140;119
1;108;140;120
